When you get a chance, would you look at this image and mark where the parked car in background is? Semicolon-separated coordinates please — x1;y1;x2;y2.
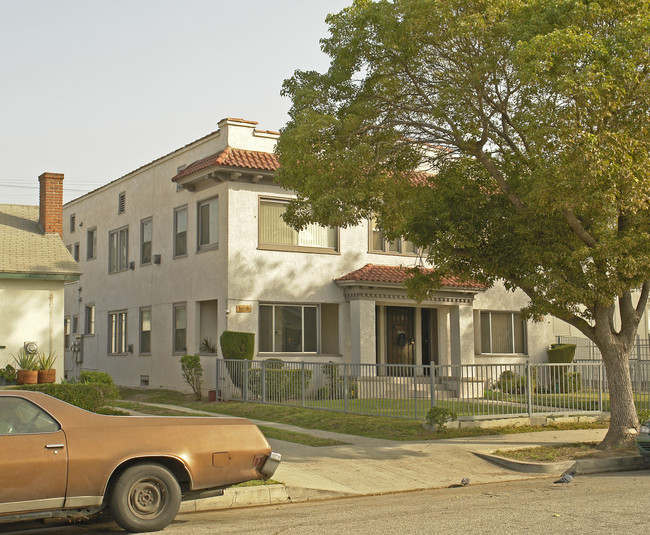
637;419;650;456
0;391;280;532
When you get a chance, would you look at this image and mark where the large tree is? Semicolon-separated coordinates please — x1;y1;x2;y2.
276;0;650;447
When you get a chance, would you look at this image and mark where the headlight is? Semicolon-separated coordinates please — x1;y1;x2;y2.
640;424;650;434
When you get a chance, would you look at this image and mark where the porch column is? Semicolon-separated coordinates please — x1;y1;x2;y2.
449;304;475;367
349;299;376;365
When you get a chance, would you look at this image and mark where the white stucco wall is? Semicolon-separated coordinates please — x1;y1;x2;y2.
0;279;65;380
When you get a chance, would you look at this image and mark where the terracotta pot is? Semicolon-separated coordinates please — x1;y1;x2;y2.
38;369;56;384
17;370;38;385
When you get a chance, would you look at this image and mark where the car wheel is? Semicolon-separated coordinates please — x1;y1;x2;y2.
109;462;181;533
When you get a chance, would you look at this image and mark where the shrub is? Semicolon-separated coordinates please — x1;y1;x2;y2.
496;370;527;394
248;367;313;401
547;344;576;363
426;406;457;431
180;355;203;400
638;409;650;424
80;371;115;385
12;348;37;371
557;371;582;393
19;383;119;412
220;331;254;360
220;331;255;389
0;364;17;384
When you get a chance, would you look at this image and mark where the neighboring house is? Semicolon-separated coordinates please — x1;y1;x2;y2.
62;118;552;392
0;173;81;378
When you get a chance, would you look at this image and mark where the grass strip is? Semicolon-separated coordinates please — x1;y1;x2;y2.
118;387;609;442
493;442;637;462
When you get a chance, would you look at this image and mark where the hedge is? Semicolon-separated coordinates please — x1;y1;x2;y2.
18;383;119;413
547;343;576;363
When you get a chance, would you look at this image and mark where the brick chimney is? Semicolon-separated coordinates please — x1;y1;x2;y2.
38;172;64;237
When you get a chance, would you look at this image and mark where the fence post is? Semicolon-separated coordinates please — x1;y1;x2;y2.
526;362;533;417
430;364;436;410
261;360;266;404
598;363;603;412
301;361;306;408
243;361;249;402
344;364;349;414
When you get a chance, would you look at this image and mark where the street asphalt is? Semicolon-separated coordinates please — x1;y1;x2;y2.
122;402;650;514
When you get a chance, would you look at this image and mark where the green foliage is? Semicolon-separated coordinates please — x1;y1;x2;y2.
0;364;17;384
12;348;37;371
37;351;58;370
200;337;218;354
80;371;115;385
547;344;577;363
180;355;203;400
19;383;119;412
276;0;650;442
220;331;254;360
426;406;458;431
496;370;528;395
249;367;313;401
557;372;582;393
315;363;357;400
638;409;650;424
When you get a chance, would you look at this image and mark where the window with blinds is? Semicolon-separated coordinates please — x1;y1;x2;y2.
259;198;338;252
480;311;526;354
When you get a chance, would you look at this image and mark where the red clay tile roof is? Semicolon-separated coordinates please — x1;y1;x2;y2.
172;146;280;182
336;264;486;290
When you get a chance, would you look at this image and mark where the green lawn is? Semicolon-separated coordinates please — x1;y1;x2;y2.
118;387;609;442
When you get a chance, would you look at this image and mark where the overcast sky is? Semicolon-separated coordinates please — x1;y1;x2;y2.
0;0;351;205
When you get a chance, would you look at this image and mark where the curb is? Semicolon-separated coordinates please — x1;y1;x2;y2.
473;451;650;475
179;485;354;514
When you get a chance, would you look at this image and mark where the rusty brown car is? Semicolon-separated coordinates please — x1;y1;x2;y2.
0;390;281;532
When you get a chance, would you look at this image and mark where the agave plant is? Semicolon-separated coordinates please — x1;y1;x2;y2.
12;348;37;371
37;351;58;370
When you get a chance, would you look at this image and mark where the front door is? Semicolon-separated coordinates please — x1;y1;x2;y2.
386;306;415;371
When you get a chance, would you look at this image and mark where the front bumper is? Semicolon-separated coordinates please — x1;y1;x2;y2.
260;452;281;479
636;434;650;456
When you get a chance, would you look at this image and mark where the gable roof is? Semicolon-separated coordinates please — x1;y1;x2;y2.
335;264;486;291
172;147;280;182
0;204;81;280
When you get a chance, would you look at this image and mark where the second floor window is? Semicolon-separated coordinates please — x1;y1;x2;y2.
87;228;97;260
198;197;219;249
259;198;338;252
370;218;417;255
174;206;187;257
141;218;152;265
109;227;128;273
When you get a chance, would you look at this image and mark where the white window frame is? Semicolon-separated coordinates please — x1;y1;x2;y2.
108;310;128;355
480;311;527;355
197;196;219;251
259;303;319;353
85;304;95;336
173;303;187;354
258;197;339;254
141;217;153;265
87;227;97;260
108;226;128;273
174;206;188;258
140;307;152;355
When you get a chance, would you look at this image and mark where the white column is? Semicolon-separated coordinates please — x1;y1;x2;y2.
449;304;475;367
437;307;451;367
349;299;376;365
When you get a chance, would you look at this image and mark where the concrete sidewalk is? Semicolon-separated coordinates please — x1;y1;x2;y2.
122;402;647;513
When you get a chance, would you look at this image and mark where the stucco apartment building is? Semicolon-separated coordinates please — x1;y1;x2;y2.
0;173;81;379
62;117;557;392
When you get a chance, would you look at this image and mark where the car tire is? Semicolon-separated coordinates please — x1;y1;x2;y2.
109;462;181;533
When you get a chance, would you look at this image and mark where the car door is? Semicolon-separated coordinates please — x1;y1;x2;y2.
0;397;67;514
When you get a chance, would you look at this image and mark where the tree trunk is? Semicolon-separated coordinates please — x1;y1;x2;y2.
598;344;639;449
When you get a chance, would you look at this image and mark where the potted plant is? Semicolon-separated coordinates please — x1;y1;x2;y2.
12;349;38;385
0;364;17;386
37;351;58;384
